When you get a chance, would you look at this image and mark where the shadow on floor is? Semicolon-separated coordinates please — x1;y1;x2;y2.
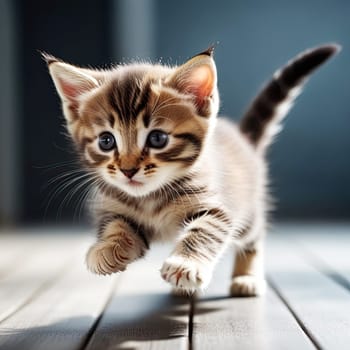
0;293;225;350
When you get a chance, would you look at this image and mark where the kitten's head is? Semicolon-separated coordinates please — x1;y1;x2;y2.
46;49;219;197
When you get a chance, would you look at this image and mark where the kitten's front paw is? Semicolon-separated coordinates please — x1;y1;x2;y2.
86;232;140;275
160;256;212;293
230;275;266;297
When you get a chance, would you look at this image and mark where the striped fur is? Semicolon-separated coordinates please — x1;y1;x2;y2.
45;44;339;295
240;44;340;152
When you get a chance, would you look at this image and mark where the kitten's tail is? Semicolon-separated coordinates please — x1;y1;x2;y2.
239;44;340;152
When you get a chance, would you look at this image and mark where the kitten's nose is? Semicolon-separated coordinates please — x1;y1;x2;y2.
120;168;139;179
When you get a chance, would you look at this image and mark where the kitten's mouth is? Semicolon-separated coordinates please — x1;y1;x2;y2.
127;179;143;186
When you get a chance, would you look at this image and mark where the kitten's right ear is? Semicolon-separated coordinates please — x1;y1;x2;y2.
43;54;99;114
166;47;218;117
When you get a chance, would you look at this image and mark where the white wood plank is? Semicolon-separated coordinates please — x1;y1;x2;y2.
0;230;84;277
192;249;315;350
4;227;348;349
267;228;350;350
85;244;190;350
0;239;116;350
0;240;28;278
287;224;350;283
0;231;87;323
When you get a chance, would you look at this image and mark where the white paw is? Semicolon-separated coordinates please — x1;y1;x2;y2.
160;255;212;293
86;232;140;275
230;275;266;297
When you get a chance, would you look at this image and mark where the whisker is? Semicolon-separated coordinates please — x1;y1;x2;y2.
33;159;77;171
43;170;97;220
74;176;101;221
56;174;100;221
81;178;101;218
45;169;89;188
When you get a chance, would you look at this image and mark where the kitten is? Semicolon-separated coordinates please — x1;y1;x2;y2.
45;44;339;296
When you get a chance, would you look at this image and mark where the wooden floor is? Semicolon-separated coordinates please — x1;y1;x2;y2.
0;223;349;350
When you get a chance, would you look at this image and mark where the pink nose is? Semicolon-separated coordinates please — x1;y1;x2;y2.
120;168;139;179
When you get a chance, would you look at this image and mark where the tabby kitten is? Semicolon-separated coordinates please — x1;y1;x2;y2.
45;44;339;295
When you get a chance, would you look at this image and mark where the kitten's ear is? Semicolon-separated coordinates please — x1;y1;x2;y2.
43;54;99;115
167;48;218;117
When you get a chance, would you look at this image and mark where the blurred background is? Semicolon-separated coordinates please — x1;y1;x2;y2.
0;0;349;227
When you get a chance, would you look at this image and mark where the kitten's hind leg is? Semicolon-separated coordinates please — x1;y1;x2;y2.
230;238;266;297
86;214;149;275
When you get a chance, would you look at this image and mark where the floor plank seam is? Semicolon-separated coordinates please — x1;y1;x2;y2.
267;275;322;350
323;271;350;292
0;256;77;325
188;295;195;350
296;243;350;293
81;276;119;350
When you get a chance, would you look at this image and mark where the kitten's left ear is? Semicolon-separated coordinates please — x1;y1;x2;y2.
167;48;218;117
43;53;100;118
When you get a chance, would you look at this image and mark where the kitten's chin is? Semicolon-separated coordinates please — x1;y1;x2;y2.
105;178;160;198
123;180;152;197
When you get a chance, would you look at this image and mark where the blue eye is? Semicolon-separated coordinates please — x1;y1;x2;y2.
98;132;116;151
147;130;169;149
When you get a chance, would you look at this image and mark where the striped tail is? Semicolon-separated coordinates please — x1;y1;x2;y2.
240;44;340;151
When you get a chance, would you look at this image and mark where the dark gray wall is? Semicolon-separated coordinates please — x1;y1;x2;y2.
156;0;350;219
1;0;348;225
17;0;112;224
0;0;19;225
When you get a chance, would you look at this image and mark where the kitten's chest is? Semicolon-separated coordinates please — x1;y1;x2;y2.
134;197;195;240
97;179;217;240
103;195;188;240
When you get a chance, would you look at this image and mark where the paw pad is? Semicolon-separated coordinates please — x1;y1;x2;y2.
161;256;212;293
